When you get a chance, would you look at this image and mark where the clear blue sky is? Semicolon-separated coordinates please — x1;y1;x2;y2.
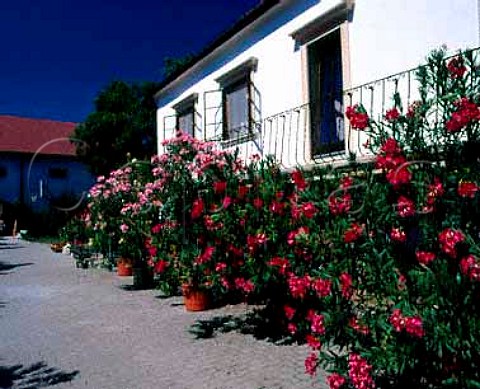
0;0;259;123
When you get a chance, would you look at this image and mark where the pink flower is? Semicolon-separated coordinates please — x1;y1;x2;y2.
305;353;318;376
120;223;129;233
215;262;227;272
222;196;232;209
416;251;436;265
288;275;310;299
389;309;424;337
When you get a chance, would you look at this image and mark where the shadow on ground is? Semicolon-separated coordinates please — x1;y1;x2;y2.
0;361;79;388
189;307;296;345
0;261;33;275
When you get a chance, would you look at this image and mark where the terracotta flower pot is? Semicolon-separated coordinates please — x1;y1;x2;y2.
182;284;211;311
117;258;133;276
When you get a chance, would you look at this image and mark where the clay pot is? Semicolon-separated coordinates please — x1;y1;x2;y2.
182;284;211;311
117;258;133;276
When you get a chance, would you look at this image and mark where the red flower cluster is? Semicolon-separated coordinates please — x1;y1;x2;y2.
439;228;465;258
268;256;290;275
348;353;375;389
213;181;227;193
445;98;480;132
287;226;309;245
339;272;353;299
346;104;369;130
234;277;255;293
416;251;436;265
390;227;407;242
191;198;205;219
329;193;352;215
460;255;480;281
308;312;326;335
284;305;296;320
154;260;169;274
385;107;400;122
327;373;346;389
305;334;321;350
349;317;370;335
389;308;425;338
424;177;445;212
447;56;467;78
312;277;332;298
344;223;364;243
291;169;308;191
458;181;478;198
396;196;415;218
194;246;215;265
305;353;318;376
288;275;311;299
376;138;411;186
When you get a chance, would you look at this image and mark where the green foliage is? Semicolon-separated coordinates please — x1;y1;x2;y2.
72;81;160;176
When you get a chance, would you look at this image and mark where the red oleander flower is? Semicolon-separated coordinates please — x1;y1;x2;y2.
386;165;412;186
344;223;364;243
349;317;370;335
447;56;467;78
306;334;321;350
390;227;407;242
301;202;316;218
339;272;353;299
458;181;478;198
446;98;480;132
268;256;290;275
397;196;415;217
312;278;332;298
339;176;354;189
154;260;168;274
288;322;297;334
288;275;311;299
439;228;465;258
191;198;205;219
346;105;369;130
291;169;307;191
213;181;226;193
390;309;424;338
237;185;249;199
269;200;285;214
348;353;375;389
284;305;296;320
215;262;227;272
327;373;347;389
416;251;436;265
305;353;318;376
460;255;480;281
385;107;400;122
253;197;263;209
329;193;352;215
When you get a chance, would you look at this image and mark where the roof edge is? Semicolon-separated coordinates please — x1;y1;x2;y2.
154;0;280;100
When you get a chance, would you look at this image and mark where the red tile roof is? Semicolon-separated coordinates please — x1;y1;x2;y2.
0;115;78;156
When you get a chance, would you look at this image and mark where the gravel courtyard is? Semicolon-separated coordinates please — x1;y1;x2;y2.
0;238;328;389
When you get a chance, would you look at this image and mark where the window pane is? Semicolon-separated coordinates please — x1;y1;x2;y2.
178;111;194;136
226;84;249;138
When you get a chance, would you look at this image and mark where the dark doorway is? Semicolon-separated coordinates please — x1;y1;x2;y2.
308;29;344;156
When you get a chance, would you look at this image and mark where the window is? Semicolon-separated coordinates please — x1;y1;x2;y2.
48;167;68;179
206;57;259;143
173;93;198;137
307;29;345;155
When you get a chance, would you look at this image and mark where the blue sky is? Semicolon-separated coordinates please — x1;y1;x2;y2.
0;0;259;122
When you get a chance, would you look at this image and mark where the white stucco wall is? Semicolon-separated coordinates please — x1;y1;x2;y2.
156;0;479;167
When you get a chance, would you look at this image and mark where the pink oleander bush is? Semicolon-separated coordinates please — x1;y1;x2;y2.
67;47;480;387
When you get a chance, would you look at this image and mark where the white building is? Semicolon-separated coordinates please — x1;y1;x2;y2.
155;0;479;168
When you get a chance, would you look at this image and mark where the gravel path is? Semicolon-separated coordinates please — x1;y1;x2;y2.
0;238;328;389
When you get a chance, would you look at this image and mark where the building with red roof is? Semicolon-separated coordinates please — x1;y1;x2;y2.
0;115;94;233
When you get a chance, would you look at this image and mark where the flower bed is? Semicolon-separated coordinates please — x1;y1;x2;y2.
66;48;480;387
